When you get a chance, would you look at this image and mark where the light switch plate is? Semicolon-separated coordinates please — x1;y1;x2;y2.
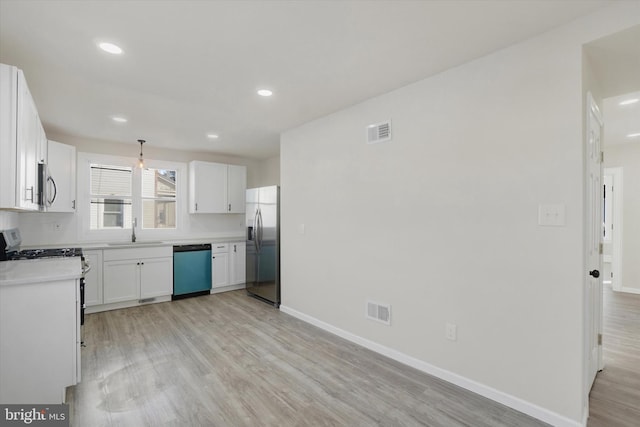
445;322;457;341
538;204;566;226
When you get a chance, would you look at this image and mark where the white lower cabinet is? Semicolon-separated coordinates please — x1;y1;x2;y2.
211;241;245;290
211;243;229;288
103;246;173;304
0;278;79;404
83;249;103;307
140;257;173;299
230;242;246;285
103;259;139;303
86;242;244;311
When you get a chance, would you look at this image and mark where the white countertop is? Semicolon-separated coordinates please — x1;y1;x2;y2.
23;235;245;251
0;258;82;286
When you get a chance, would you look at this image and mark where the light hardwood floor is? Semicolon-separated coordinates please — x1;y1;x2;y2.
588;285;640;427
68;291;548;427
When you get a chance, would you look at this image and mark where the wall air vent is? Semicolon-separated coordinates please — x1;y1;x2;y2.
366;300;391;325
367;120;392;144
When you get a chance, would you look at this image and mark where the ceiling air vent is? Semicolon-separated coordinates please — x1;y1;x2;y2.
367;120;392;144
366;300;391;325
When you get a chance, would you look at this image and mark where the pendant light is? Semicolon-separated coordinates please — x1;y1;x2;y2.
137;139;145;168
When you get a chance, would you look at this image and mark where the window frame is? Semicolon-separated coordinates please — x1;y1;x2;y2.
89;164;133;231
77;152;187;242
101;197;128;228
140;168;177;230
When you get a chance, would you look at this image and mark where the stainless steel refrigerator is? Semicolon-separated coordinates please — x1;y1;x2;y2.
246;186;280;307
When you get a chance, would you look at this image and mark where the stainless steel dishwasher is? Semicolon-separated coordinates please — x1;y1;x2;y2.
172;244;212;299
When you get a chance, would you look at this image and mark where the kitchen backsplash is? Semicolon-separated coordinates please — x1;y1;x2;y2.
17;211;245;246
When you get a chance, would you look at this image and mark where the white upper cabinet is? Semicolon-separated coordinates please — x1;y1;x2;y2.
227;164;247;213
0;63;43;211
189;161;246;213
47;140;76;212
17;80;40;210
189;161;227;213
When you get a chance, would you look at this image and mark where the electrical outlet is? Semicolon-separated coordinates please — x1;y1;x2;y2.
445;322;457;341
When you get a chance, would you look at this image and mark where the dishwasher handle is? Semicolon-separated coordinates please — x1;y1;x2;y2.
173;244;212;252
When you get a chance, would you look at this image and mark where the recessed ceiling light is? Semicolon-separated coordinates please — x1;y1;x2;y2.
112;116;128;123
627;132;640;138
99;42;123;55
207;134;219;139
619;98;639;106
257;89;273;97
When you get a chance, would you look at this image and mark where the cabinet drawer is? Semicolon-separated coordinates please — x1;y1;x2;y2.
211;243;229;254
103;246;171;261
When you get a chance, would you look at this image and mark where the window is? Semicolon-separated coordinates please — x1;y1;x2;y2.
79;153;184;240
90;165;132;230
141;168;176;229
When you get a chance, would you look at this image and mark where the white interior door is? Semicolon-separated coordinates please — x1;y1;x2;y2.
586;92;604;391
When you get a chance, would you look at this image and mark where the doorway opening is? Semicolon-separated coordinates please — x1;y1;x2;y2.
583;24;640;425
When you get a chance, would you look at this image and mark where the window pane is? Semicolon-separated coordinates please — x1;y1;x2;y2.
142;168;176;198
91;165;132;196
142;200;176;229
90;198;132;229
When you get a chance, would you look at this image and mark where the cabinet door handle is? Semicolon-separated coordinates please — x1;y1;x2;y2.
72;200;76;209
26;186;34;202
212;256;215;259
228;203;231;211
234;245;236;252
195;203;198;211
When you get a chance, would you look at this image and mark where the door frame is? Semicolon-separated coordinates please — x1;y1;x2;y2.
603;167;623;292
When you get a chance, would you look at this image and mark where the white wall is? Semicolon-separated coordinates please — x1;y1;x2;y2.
45;133;272;188
251;155;280;187
16;134;279;246
604;142;640;293
280;5;639;426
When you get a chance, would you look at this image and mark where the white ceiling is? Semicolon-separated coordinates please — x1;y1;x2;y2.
0;0;616;159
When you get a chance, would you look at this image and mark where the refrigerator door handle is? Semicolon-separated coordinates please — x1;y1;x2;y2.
257;208;263;252
253;209;260;252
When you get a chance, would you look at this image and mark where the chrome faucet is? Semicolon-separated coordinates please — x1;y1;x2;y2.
132;217;137;243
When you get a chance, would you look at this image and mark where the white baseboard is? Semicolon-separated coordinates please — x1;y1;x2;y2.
280;305;583;427
619;287;640;295
86;295;172;314
210;283;245;294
